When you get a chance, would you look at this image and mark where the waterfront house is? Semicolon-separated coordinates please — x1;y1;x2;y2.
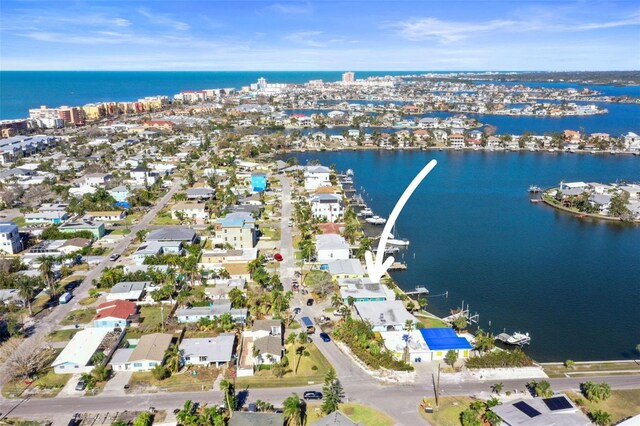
175;300;247;324
304;165;332;191
110;333;173;372
449;133;465;148
310;193;344;223
419;328;473;361
326;259;366;280
316;234;350;262
180;334;236;367
338;278;388;303
380;329;431;364
93;300;137;329
354;301;418;332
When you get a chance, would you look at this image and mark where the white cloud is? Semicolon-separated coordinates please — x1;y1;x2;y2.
268;2;312;15
137;8;190;31
283;31;326;47
386;13;640;43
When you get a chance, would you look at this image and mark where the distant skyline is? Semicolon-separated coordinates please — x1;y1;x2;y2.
1;0;639;71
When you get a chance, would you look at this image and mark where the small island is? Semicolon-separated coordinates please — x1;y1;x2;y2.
542;181;640;223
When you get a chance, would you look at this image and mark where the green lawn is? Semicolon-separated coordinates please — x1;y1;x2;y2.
127;366;219;393
306;403;395;426
567;389;640;424
47;329;80;342
415;314;449;328
78;296;98;306
260;226;281;241
138;305;165;332
110;228;132;236
60;308;96;325
12;216;26;226
152;210;179;225
235;342;331;389
418;396;475;426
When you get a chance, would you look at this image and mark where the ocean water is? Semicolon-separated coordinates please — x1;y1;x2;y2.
288;150;640;362
0;71;416;120
2;71;640;134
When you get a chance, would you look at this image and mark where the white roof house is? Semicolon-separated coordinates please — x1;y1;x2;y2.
338;278;388;303
316;234;350;262
354;300;419;332
304;165;332;191
326;259;365;278
491;394;591;426
180;334;236;367
106;281;149;302
51;328;112;374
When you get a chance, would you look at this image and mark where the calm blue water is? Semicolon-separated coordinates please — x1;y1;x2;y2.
0;71;414;119
289;150;640;362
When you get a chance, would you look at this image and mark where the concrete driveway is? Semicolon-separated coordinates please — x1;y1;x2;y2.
57;374;84;398
100;371;132;397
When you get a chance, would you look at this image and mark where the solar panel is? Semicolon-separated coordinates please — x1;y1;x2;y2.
543;396;573;411
514;401;542;418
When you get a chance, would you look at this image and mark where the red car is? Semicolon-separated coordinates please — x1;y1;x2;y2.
274;253;283;262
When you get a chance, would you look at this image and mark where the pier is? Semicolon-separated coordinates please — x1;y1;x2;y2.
388;261;407;270
405;286;429;296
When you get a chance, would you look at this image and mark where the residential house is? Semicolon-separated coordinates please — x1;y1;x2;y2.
110;333;173;372
24;210;68;225
171;202;208;222
180;334;236;367
106;281;149;302
133;240;183;265
203;278;246;300
354;301;419;332
213;215;257;249
251;173;267;192
338;278;388;304
52;327;122;374
316;234;350;262
310;193;344;223
83;173;112;187
186;187;215;201
146;228;197;244
326;259;366;280
175;300;248;323
58;220;106;239
449;133;465;149
0;222;22;254
304;165;332;191
199;248;257;280
93;300;137;329
419;328;473;361
311;412;359;426
85;211;125;222
491;394;591;426
229;412;285;426
130;167;158;186
58;238;91;255
238;320;284;376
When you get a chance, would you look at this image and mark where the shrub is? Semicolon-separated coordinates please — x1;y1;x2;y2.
151;365;170;381
466;348;533;369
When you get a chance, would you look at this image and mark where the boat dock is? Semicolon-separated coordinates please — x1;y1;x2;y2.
496;332;531;346
405;286;429;296
388;262;407;270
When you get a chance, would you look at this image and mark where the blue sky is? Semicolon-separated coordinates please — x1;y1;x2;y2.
1;0;639;70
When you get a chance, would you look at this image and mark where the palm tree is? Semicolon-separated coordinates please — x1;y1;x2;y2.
38;255;56;296
330;293;342;308
590;409;612;426
16;277;37;316
219;379;236;415
176;400;198;425
491;382;504;395
164;344;182;374
282;393;305;426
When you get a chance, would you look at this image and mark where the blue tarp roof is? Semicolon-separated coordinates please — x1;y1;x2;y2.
420;328;472;351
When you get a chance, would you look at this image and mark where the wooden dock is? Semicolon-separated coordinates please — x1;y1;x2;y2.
388;262;407;270
405;286;429;296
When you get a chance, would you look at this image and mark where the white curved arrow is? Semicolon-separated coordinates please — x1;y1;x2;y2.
365;159;437;282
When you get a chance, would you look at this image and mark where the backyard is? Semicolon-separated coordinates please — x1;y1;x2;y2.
60;308;96;326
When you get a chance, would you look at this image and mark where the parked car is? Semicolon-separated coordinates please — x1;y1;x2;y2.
59;292;73;304
288;219;294;227
109;253;120;261
75;380;86;391
303;391;323;400
319;332;331;342
306;298;314;306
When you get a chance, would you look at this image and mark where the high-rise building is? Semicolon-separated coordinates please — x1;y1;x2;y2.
342;72;355;83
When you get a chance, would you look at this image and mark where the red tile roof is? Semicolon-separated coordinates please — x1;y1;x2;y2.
94;300;137;320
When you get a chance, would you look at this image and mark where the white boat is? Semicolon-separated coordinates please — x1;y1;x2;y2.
387;238;410;247
507;332;530;345
359;208;373;217
365;216;386;225
346;169;354;176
